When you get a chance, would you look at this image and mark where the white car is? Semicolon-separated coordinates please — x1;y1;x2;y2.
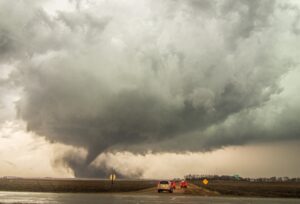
157;180;173;193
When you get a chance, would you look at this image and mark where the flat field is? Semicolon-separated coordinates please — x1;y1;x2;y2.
0;178;156;193
192;180;300;198
1;178;300;198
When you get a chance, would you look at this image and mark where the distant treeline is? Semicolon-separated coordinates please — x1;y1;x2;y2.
184;174;300;182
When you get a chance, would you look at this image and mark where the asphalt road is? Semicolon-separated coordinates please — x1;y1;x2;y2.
0;191;299;204
136;182;219;196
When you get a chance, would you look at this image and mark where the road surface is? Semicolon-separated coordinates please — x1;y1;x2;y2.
136;182;219;196
0;191;299;204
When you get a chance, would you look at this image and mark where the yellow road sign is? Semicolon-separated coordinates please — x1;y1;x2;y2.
203;179;208;185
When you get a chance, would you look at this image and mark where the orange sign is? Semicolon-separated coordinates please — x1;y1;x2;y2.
203;179;208;185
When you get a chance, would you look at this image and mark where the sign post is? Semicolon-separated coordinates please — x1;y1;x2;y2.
109;173;116;185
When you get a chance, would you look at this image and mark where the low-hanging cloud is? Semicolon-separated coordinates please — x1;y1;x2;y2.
1;0;300;177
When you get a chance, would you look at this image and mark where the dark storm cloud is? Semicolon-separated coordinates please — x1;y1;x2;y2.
0;1;65;63
0;0;299;177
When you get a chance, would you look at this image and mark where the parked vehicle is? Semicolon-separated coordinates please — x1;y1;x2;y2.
157;181;173;193
180;180;188;188
171;181;176;189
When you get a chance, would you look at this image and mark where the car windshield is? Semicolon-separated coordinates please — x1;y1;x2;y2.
160;181;169;184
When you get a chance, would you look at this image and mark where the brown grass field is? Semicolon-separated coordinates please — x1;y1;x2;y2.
1;178;300;198
192;180;300;198
0;178;157;193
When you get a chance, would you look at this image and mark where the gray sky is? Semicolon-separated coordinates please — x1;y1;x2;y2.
0;0;300;178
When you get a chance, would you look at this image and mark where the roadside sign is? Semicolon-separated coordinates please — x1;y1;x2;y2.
203;179;208;185
109;174;116;181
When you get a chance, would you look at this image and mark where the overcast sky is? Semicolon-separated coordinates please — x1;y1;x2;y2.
0;0;300;179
